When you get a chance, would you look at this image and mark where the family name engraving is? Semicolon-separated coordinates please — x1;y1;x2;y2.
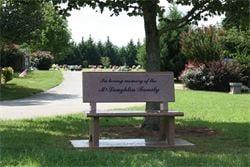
83;72;175;102
99;78;159;94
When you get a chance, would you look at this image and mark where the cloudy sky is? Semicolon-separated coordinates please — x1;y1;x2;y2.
67;4;223;46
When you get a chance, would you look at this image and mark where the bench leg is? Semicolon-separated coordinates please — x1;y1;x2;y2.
89;117;99;147
159;117;167;141
167;117;175;145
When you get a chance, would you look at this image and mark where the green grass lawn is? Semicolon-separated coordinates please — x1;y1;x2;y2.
0;70;63;101
0;90;249;166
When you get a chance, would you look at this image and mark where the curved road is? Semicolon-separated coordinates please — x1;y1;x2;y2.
0;71;143;120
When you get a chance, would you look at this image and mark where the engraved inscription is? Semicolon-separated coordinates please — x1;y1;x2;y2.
82;72;175;102
98;78;160;94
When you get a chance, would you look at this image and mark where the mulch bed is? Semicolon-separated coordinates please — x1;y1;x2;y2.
101;125;218;138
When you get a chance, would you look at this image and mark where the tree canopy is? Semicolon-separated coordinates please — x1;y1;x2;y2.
60;37;140;67
159;5;189;77
1;0;242;129
222;0;249;31
0;0;71;61
0;0;44;44
48;0;242;129
34;3;72;62
49;0;230;71
51;0;226;30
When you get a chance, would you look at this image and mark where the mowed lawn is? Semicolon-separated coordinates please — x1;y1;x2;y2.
0;70;63;100
0;90;249;166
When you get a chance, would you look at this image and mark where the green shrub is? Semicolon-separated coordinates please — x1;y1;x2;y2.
221;27;250;65
180;60;247;91
100;56;110;68
82;60;88;68
0;44;25;72
1;67;14;84
180;26;224;62
240;64;250;87
136;44;147;69
31;51;54;70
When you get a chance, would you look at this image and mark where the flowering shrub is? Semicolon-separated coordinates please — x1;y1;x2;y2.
51;64;60;70
1;67;14;84
31;51;54;70
180;65;210;90
180;60;247;92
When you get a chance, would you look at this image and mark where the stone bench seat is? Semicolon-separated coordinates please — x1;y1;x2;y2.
87;111;184;117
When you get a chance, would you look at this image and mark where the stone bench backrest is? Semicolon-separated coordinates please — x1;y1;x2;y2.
82;72;175;103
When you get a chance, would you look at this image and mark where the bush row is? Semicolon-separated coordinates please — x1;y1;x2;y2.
0;44;54;71
180;60;249;92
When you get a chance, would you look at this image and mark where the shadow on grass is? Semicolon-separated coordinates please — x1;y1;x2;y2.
0;116;249;166
0;84;80;106
0;84;43;101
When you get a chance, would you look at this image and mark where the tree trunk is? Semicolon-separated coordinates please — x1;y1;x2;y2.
141;1;161;131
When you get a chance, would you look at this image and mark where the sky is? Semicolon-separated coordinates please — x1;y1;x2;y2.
67;4;223;47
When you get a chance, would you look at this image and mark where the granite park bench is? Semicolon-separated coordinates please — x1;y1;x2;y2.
70;72;193;148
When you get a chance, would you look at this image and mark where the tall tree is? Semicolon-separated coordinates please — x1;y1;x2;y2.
50;0;229;130
61;42;82;65
159;5;189;77
0;0;71;61
118;46;127;65
136;43;146;68
103;36;120;65
96;41;104;58
33;2;72;62
222;0;249;31
84;36;99;65
0;0;44;44
125;40;138;66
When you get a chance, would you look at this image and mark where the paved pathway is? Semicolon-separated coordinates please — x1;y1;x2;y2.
0;71;143;120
